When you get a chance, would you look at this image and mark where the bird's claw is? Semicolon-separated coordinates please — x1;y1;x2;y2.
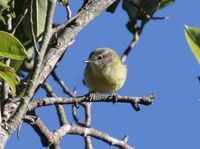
85;91;97;102
108;92;118;104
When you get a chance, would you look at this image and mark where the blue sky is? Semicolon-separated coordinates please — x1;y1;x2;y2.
5;0;200;149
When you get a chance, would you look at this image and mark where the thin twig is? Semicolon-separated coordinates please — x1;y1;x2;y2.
25;115;134;149
51;71;76;97
11;0;30;34
121;30;140;63
123;135;129;143
39;0;55;54
50;144;62;149
84;103;93;149
151;16;170;20
42;82;68;125
66;3;72;20
85;136;93;149
51;61;93;149
50;67;93;127
71;94;93;149
30;0;39;53
78;0;89;12
24;115;55;147
72;103;92;127
68;124;135;149
25;113;67;149
121;0;170;63
28;93;155;111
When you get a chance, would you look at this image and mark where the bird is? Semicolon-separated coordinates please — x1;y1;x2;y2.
84;48;127;93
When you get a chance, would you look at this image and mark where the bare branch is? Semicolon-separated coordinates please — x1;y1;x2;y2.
50;144;62;149
66;3;72;20
123;135;129;143
30;0;39;53
85;136;93;149
24;117;68;148
42;82;68;125
24;115;54;147
55;104;68;125
121;31;140;63
25;121;135;149
72;103;92;127
11;0;30;34
39;0;56;54
0;127;10;149
84;103;92;127
24;114;67;149
28;93;155;111
67;124;135;149
78;0;89;12
6;12;12;31
6;0;57;133
51;71;76;97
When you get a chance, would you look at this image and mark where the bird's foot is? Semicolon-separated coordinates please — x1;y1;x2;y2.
85;90;98;102
108;92;118;103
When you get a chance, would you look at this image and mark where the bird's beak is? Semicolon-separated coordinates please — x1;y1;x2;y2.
84;60;93;63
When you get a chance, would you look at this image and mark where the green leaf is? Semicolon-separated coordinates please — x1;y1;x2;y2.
184;25;200;64
0;0;9;10
0;10;6;24
10;46;34;71
0;31;29;60
159;0;175;9
10;60;23;71
122;0;175;35
122;0;140;21
0;62;20;96
138;0;160;19
23;0;48;39
0;0;10;25
122;0;160;21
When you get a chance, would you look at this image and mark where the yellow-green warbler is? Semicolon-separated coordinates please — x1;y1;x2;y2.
84;48;127;93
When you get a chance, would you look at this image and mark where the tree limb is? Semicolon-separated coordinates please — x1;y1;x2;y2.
121;31;140;63
25;115;135;149
28;93;155;111
72;102;92;127
6;0;57;133
24;115;55;147
85;136;93;149
42;82;68;125
51;71;76;97
67;124;135;149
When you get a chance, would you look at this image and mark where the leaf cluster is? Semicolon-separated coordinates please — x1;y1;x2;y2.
107;0;175;34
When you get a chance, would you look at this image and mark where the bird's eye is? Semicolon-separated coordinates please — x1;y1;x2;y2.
98;55;103;61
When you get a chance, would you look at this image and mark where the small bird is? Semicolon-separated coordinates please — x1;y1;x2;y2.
84;48;127;93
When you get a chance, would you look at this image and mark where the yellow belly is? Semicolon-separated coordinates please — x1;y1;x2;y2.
84;62;127;93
